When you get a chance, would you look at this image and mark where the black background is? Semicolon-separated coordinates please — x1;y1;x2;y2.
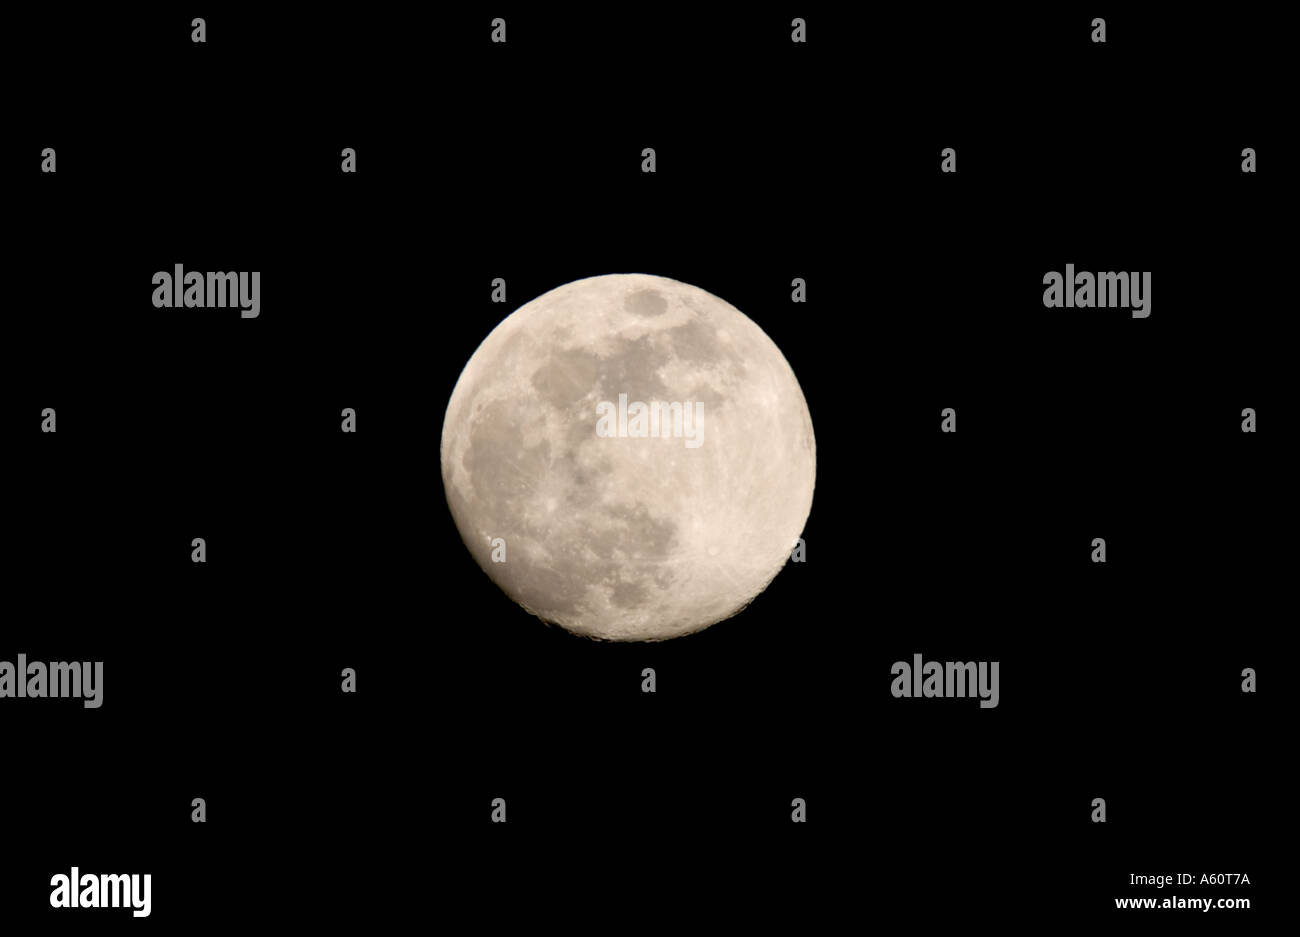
3;4;1283;930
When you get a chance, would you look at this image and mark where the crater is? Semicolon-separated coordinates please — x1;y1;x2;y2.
625;289;667;318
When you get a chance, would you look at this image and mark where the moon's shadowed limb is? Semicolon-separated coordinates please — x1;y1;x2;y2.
441;273;816;642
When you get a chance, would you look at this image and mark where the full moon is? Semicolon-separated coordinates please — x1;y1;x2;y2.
441;273;816;641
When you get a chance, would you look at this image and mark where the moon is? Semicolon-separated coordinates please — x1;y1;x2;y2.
440;273;815;641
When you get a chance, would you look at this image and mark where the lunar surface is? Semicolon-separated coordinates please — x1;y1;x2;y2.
440;273;815;641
